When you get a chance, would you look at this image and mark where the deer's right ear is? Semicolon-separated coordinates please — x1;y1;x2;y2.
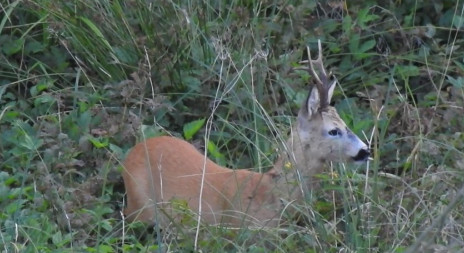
326;79;336;104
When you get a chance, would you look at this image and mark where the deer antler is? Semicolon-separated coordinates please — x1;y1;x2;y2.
305;40;333;110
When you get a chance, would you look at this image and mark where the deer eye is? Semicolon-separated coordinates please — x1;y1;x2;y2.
328;128;342;136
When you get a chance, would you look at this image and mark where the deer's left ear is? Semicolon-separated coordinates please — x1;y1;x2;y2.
305;86;320;117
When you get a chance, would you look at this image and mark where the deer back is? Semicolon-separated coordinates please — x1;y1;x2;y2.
122;136;279;227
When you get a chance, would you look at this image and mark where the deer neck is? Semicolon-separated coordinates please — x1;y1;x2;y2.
270;128;326;202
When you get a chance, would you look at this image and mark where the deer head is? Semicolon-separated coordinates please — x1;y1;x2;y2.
295;40;370;164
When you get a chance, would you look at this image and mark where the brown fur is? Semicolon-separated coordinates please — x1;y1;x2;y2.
123;136;280;227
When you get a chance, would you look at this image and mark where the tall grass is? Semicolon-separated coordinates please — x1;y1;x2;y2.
0;0;463;252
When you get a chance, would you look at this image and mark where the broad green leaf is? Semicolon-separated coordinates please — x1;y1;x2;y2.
357;8;379;29
183;75;202;92
30;79;54;97
4;174;18;186
358;39;376;53
25;40;46;54
349;34;360;55
6;199;27;214
88;136;109;148
20;133;43;151
397;65;420;79
447;76;464;88
2;37;24;56
52;231;63;246
207;140;226;165
342;15;352;36
95;245;113;253
183;118;205;140
453;15;464;29
140;125;162;139
109;143;124;160
34;94;56;107
353;39;376;60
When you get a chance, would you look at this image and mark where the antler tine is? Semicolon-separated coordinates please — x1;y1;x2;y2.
306;39;332;110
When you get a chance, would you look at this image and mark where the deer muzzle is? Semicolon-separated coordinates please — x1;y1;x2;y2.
352;148;370;162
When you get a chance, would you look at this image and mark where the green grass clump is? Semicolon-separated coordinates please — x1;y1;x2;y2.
1;0;463;252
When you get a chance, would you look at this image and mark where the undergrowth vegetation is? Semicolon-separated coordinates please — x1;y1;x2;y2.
1;0;463;252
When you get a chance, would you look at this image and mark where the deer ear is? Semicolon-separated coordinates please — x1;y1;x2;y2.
307;86;320;116
299;86;320;118
326;79;336;104
303;80;336;117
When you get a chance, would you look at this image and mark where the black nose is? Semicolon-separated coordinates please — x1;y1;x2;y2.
352;148;370;162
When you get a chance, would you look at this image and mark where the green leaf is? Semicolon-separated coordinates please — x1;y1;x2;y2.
351;38;376;60
52;231;63;246
109;143;124;160
33;94;55;109
447;76;464;88
358;39;376;53
397;65;420;80
140;125;162;139
6;199;27;214
95;245;114;253
88;136;109;148
342;15;352;36
25;40;46;54
2;37;24;56
99;219;113;232
348;34;360;55
30;79;54;97
207;140;226;166
357;8;379;29
183;118;205;140
453;15;464;29
20;133;43;151
183;75;202;92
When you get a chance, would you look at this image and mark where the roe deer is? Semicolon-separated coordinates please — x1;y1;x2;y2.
122;41;370;228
